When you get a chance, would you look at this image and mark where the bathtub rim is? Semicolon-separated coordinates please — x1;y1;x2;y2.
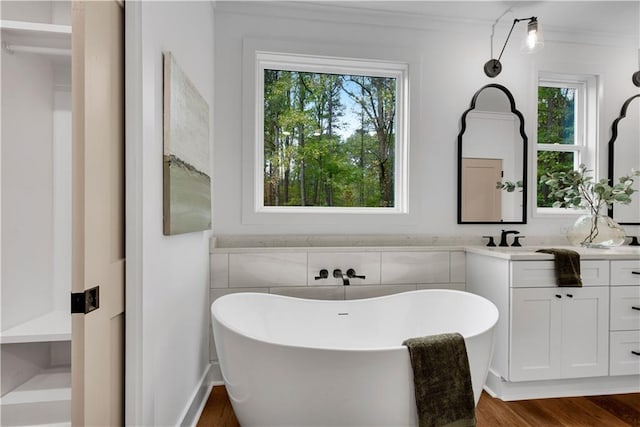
211;289;499;353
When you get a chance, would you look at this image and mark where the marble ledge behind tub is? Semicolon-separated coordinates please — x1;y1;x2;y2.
210;234;571;250
210;251;466;290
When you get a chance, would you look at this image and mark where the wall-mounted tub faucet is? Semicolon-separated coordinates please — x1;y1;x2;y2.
333;269;350;286
499;229;520;247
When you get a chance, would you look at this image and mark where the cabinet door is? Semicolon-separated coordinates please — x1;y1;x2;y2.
510;288;562;381
560;287;609;378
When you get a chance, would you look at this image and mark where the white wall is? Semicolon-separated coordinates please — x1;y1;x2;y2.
1;48;55;329
125;1;215;426
212;2;640;238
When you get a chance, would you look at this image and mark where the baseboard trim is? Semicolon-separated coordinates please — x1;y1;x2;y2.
484;368;640;401
179;364;213;427
209;360;223;385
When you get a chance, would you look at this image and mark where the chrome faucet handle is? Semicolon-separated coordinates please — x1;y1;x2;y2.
346;268;366;280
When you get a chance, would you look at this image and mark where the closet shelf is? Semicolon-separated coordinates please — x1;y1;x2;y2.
1;19;71;53
0;366;71;426
1;366;71;405
1;310;71;344
0;19;71;35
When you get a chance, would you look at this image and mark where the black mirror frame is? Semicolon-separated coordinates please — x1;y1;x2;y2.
607;93;640;225
457;83;528;224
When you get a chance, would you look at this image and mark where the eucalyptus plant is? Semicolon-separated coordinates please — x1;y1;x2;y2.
539;163;640;215
496;180;523;193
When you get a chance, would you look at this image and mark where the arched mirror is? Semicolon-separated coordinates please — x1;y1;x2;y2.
608;93;640;225
457;83;528;223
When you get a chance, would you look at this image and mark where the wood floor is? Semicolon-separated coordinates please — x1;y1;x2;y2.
197;386;640;426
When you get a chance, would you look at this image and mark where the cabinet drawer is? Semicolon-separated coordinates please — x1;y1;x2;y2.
611;260;640;286
610;330;640;376
610;286;640;331
511;261;609;288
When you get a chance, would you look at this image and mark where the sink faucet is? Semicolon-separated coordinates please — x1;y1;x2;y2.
333;269;350;286
499;229;520;247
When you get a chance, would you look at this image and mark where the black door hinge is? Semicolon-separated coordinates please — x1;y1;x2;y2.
71;286;100;314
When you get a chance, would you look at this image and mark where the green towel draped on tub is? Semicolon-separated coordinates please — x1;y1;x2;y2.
402;333;476;427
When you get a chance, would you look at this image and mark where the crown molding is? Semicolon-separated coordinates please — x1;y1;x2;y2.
214;1;637;48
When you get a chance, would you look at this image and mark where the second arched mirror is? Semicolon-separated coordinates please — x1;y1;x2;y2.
608;93;640;225
457;84;528;224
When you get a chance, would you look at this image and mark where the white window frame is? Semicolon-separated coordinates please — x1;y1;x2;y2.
253;51;409;215
535;72;598;215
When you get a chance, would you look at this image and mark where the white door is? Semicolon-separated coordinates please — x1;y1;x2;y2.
461;158;502;221
70;1;125;425
561;287;609;378
510;288;562;381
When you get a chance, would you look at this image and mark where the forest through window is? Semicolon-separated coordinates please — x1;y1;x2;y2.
537;84;580;208
262;68;398;208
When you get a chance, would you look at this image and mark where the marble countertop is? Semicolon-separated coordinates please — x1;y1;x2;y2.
211;242;640;259
465;245;640;260
211;245;468;254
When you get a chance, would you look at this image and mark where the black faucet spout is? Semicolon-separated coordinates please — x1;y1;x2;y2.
333;269;350;286
499;229;520;247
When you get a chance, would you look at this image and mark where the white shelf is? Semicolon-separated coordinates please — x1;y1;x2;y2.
1;19;71;56
1;311;71;344
1;367;71;405
1;367;71;426
0;19;71;35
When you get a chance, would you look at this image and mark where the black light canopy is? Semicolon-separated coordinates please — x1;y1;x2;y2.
484;16;542;78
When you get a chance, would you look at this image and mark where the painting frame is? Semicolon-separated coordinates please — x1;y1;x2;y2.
162;52;212;235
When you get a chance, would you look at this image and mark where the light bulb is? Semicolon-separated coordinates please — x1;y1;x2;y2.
526;31;538;50
522;18;543;53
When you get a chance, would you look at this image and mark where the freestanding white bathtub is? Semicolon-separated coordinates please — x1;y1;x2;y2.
211;289;498;427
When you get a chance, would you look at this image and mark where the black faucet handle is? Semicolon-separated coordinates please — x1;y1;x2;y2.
315;269;329;280
626;235;640;246
482;236;496;247
346;268;366;280
512;236;525;247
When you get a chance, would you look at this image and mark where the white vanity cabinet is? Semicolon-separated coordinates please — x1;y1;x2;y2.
510;285;609;381
466;247;640;401
609;260;640;376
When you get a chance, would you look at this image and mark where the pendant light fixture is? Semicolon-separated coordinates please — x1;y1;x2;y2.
484;16;543;78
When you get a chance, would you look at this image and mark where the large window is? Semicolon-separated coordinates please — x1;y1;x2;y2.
536;73;597;212
256;53;408;213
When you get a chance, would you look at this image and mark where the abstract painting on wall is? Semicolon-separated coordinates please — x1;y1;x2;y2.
163;52;212;235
